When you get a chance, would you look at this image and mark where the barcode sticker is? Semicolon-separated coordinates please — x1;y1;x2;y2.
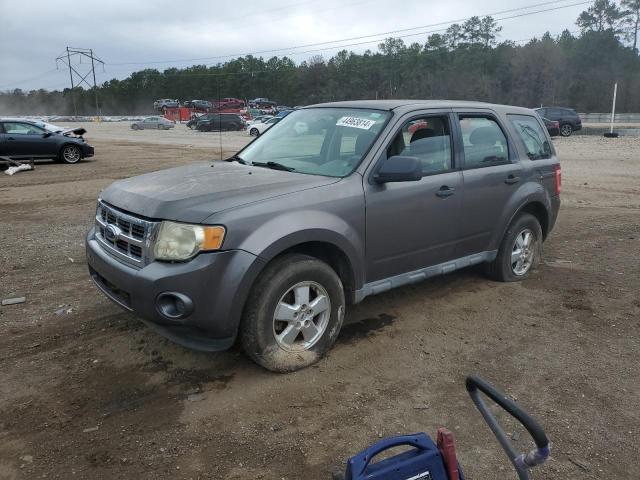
336;116;376;130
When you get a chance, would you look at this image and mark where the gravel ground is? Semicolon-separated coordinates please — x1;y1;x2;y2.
0;127;639;479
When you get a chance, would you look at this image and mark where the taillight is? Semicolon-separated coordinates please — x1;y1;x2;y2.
554;165;561;195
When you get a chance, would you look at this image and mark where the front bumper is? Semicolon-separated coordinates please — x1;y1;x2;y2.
86;227;265;351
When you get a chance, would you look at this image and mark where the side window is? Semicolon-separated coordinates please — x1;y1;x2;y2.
386;116;452;175
4;122;44;134
458;116;508;169
508;114;552;160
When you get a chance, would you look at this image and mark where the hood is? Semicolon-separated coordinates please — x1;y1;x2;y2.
100;161;340;223
61;127;86;137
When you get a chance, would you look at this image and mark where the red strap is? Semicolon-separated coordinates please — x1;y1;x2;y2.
437;427;460;480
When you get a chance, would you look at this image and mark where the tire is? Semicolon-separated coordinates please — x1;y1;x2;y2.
560;123;573;137
59;144;82;164
484;213;543;282
240;254;345;373
131;124;139;130
250;128;259;137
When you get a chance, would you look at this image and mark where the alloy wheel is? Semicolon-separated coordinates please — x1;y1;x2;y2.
272;281;331;352
511;228;535;276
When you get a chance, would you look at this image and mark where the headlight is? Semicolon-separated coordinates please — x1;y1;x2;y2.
153;221;225;261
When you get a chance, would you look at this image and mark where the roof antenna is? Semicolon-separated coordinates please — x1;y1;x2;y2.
218;75;223;162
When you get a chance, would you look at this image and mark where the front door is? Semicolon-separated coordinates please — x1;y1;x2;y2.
364;112;463;282
2;122;53;158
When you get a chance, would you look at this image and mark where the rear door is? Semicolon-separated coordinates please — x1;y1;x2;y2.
364;111;463;281
453;110;523;257
507;113;559;195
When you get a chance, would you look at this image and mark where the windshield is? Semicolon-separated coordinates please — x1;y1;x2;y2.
238;107;391;177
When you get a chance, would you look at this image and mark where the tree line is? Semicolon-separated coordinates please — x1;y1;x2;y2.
1;0;639;115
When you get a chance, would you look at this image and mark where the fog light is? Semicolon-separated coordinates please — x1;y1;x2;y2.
156;292;194;321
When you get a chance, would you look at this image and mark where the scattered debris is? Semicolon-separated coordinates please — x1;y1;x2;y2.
54;305;73;315
187;393;207;402
5;164;33;175
568;458;591;471
19;455;33;464
83;426;99;433
2;297;26;306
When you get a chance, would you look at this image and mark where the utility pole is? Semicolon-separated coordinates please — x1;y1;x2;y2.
56;47;105;117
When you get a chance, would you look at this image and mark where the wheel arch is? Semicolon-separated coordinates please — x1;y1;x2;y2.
518;201;550;239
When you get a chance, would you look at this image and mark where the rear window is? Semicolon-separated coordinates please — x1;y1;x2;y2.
508;114;552;160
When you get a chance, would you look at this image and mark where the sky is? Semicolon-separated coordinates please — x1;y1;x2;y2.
0;0;591;91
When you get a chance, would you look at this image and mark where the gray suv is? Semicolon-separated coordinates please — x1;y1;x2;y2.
86;100;561;372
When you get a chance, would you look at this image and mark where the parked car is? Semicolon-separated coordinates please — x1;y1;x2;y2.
541;117;560;137
534;107;581;137
186;113;214;130
247;115;274;125
131;116;175;130
248;116;280;136
153;99;179;111
196;113;245;132
249;98;277;109
216;98;245;109
0;118;94;164
189;99;213;110
86;101;560;372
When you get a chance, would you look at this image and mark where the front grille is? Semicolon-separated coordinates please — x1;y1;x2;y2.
95;200;158;267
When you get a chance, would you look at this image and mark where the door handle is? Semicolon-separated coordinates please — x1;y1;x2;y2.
7;137;15;141
436;186;455;198
504;175;521;185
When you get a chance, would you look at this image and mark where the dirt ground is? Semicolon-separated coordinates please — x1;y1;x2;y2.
0;124;639;480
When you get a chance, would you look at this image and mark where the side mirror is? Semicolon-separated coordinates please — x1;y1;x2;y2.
373;155;422;183
43;131;52;138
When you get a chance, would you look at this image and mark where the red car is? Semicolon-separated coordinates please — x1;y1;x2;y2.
214;98;245;109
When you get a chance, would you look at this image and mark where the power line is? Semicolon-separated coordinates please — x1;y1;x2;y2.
0;69;61;89
106;0;591;67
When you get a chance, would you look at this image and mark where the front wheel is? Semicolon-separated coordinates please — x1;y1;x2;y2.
60;144;82;164
560;123;573;137
250;128;259;136
484;213;543;282
240;254;345;372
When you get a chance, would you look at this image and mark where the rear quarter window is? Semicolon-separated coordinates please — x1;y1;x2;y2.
508;114;553;160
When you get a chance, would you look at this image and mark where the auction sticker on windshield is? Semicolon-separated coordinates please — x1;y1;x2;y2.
337;116;376;130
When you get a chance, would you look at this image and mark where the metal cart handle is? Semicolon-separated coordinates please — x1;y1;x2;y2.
466;375;550;480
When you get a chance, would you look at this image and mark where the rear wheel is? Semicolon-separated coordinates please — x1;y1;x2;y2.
560;123;573;137
60;144;81;164
240;254;345;372
131;124;139;130
484;213;542;282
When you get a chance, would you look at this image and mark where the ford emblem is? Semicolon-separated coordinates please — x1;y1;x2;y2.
104;224;121;242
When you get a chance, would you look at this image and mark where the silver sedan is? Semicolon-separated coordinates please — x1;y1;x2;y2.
131;116;175;130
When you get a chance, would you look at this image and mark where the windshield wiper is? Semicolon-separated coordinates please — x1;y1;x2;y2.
253;161;295;172
226;155;246;164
